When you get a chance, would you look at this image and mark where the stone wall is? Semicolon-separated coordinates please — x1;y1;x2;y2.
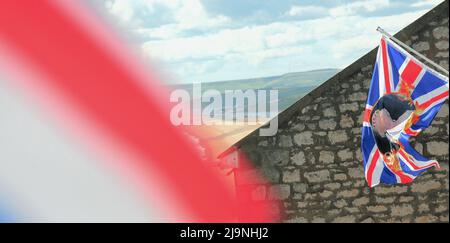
233;1;449;223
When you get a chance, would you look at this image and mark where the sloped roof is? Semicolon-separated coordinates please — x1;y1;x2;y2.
218;0;449;158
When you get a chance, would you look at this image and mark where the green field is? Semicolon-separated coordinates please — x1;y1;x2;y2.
167;68;340;114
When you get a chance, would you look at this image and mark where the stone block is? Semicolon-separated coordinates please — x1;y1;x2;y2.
337;189;359;198
391;204;414;217
323;107;337;117
319;151;335;164
339;102;359;112
304;170;331;183
353;197;369;206
278;135;293;147
293;131;314;146
328;130;348;144
338;149;353;161
332;215;356;223
427;141;448;156
435;40;449;50
268;184;291;200
367;205;388;213
282;169;301;183
411;180;442;193
339;115;355;128
291;151;306;165
319;119;337;130
348;167;364;179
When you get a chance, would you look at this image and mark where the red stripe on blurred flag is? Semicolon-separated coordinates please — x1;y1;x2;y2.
0;1;276;222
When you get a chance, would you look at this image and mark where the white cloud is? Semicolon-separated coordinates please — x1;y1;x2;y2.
105;0;230;37
98;0;437;83
168;0;229;31
285;5;328;17
105;0;138;26
286;1;393;19
330;9;428;59
411;0;444;8
142;7;426;61
329;0;391;17
142;26;266;61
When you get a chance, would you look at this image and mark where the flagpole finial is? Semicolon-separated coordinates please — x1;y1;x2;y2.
376;26;449;77
376;27;388;37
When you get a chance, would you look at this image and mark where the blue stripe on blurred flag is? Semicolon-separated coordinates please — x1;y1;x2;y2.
0;201;14;223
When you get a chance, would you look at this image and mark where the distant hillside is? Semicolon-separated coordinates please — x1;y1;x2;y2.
167;68;340;114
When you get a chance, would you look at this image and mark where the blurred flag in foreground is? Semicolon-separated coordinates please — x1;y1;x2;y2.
0;1;277;222
362;36;449;187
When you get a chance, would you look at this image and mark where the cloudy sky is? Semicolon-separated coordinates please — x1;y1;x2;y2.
90;0;444;83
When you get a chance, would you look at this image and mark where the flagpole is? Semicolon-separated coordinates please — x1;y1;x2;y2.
376;26;449;77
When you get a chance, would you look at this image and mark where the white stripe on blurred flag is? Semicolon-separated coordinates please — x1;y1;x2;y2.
0;74;166;222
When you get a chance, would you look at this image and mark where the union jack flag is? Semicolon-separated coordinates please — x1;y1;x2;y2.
362;36;449;187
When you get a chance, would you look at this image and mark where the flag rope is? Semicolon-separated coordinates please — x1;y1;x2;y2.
376;26;449;77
